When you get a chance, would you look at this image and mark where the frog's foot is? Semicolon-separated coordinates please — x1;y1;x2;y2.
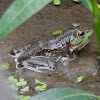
17;56;56;73
59;53;76;66
59;57;70;66
9;49;23;58
68;53;77;61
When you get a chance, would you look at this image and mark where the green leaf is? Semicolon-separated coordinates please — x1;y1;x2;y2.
8;76;18;83
80;0;100;53
35;79;44;84
41;84;47;89
1;63;10;70
16;81;27;86
53;0;61;5
15;77;27;86
76;76;84;83
22;96;31;100
35;84;47;91
73;0;80;2
52;30;63;35
30;88;100;100
19;78;25;82
20;86;29;92
80;0;93;12
98;4;100;9
0;0;53;39
15;94;31;100
10;84;18;91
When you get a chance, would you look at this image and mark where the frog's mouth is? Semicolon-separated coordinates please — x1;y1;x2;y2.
77;40;90;51
69;41;89;53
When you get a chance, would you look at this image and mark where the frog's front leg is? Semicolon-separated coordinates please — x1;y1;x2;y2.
18;56;56;72
58;53;76;66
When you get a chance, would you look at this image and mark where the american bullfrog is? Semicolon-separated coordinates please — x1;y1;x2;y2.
10;28;93;72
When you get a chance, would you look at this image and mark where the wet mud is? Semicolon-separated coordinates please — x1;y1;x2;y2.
0;0;100;97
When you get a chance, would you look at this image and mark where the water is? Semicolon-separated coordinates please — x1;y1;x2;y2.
0;0;100;97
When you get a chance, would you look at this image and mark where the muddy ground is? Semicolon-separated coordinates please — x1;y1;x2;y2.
0;0;100;97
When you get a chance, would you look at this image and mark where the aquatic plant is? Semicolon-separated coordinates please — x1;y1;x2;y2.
1;63;10;70
73;0;80;2
80;0;100;53
52;30;63;35
53;0;61;5
0;0;52;39
35;79;48;92
76;76;84;83
30;88;100;100
14;94;31;100
35;84;47;92
8;76;31;99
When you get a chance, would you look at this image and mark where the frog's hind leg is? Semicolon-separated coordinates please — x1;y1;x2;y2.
18;56;56;72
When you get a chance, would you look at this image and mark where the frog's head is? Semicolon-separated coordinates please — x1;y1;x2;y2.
69;29;93;53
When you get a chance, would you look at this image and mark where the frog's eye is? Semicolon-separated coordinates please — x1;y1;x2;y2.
77;31;84;38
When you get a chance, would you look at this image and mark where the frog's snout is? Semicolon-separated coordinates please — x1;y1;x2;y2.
86;29;93;39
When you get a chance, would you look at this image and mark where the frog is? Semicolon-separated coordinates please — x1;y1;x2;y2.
10;28;93;72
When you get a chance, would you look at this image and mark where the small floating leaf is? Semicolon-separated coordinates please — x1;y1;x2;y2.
8;76;18;83
42;84;47;89
35;79;44;84
76;76;84;83
98;4;100;9
19;78;25;82
73;0;80;2
16;78;27;86
53;0;61;5
16;81;27;86
97;56;100;59
52;30;63;35
15;95;31;100
22;96;31;100
20;86;29;92
10;84;18;91
35;86;45;91
1;63;10;70
35;84;47;91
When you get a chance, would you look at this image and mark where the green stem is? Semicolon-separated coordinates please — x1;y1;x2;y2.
92;0;100;54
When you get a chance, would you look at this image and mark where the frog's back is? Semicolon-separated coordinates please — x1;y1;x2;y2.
18;29;76;62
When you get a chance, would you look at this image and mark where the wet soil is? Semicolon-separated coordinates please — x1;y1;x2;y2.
0;0;100;97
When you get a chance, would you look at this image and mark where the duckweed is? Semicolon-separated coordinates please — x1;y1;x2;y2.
35;84;47;91
10;84;18;91
8;76;18;83
53;0;61;5
19;78;25;82
1;63;10;70
73;0;80;2
15;94;31;100
52;30;63;35
16;81;27;87
35;79;44;84
76;76;84;83
20;86;29;92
